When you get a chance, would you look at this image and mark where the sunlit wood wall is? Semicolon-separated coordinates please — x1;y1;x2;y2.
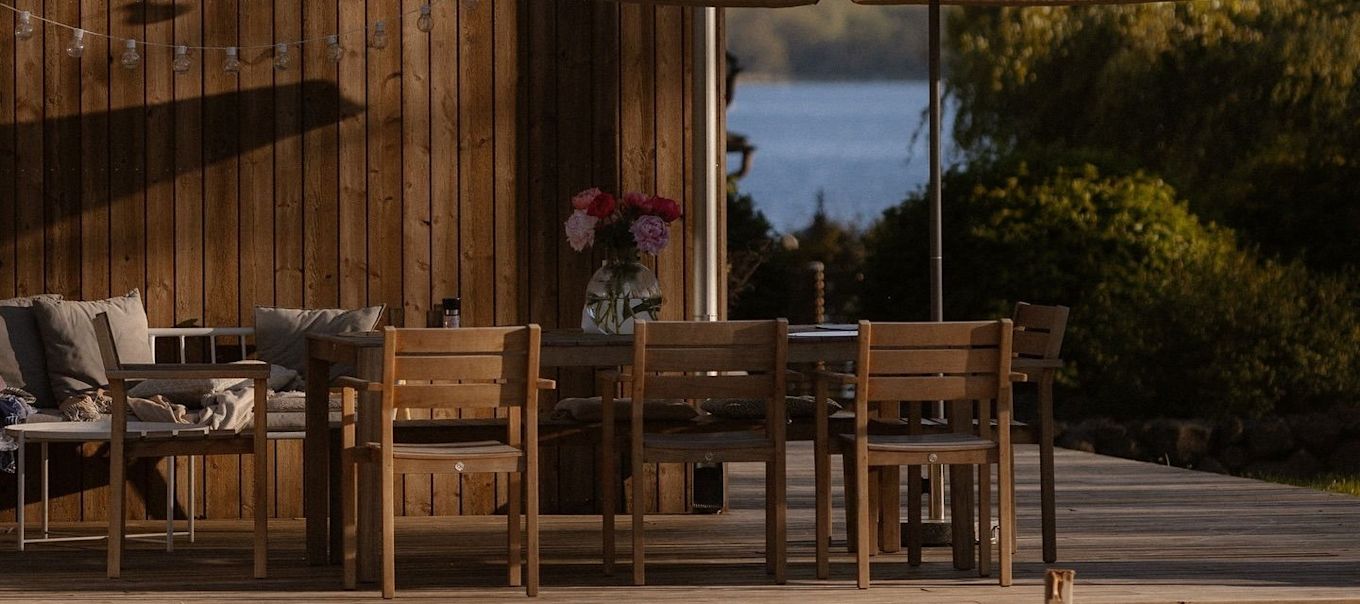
0;0;715;522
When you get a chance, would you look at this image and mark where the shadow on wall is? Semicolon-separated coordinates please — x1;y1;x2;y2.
5;79;365;206
117;1;193;25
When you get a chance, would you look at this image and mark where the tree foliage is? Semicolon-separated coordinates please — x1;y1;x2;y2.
727;4;930;80
864;164;1360;419
947;1;1360;270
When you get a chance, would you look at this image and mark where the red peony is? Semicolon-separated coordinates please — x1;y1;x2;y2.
648;196;681;223
587;191;616;219
622;192;648;211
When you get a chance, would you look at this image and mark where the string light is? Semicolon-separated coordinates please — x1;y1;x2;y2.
223;47;241;73
14;9;33;40
417;4;433;34
66;29;85;58
120;39;140;69
273;43;290;71
371;20;388;49
172;45;191;73
326;34;343;63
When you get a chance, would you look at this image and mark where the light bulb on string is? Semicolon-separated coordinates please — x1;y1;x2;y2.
120;39;141;70
223;47;242;73
14;10;35;40
371;20;388;49
173;46;192;73
66;29;86;58
326;35;343;63
274;43;291;71
417;4;433;33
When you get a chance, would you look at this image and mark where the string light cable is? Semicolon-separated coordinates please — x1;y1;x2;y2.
1;1;442;71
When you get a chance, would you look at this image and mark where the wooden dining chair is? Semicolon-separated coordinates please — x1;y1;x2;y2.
1010;302;1069;563
94;313;271;580
815;320;1018;589
338;326;552;598
600;319;789;586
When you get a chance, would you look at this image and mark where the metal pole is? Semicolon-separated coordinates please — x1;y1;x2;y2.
927;0;947;522
692;6;721;323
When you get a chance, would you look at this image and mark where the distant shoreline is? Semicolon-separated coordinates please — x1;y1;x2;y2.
737;75;930;85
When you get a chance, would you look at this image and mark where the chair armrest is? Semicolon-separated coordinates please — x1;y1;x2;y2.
334;376;383;392
1013;358;1063;370
813;370;857;385
536;378;558;390
106;363;271;381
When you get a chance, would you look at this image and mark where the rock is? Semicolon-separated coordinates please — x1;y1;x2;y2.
1246;418;1294;459
1328;440;1360;474
1089;419;1140;459
1142;418;1212;466
1056;420;1096;453
1212;417;1246;449
1287;413;1343;456
1219;445;1251;471
1195;457;1229;475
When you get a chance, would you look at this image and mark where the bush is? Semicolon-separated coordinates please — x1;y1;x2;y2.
864;163;1360;420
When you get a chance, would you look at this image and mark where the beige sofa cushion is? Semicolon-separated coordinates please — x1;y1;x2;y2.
33;291;152;401
0;294;61;407
254;305;384;380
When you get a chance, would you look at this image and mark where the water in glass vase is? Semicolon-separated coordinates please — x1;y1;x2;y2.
581;260;662;335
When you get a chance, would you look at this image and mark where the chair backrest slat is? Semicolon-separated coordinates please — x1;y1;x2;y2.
644;346;775;373
644;374;772;400
1013;302;1069;360
383;326;540;410
93;312;123;371
633;320;788;429
859;320;1012;403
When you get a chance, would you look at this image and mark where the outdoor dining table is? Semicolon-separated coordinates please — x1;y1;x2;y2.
301;326;861;569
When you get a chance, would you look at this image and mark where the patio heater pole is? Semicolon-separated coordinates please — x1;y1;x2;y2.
692;6;722;324
927;0;947;522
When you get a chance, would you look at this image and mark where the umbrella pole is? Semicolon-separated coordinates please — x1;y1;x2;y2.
927;0;948;524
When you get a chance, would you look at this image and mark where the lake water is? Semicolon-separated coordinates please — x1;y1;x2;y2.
726;80;951;231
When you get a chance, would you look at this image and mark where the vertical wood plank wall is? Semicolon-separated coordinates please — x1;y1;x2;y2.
0;0;713;521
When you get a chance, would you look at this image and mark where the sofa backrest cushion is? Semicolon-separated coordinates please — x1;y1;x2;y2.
0;294;62;407
254;305;385;381
34;290;153;401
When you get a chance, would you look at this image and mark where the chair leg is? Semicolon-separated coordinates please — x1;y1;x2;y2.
508;471;523;588
999;451;1014;587
106;445;125;579
527;465;540;596
815;443;831;579
879;466;901;554
601;392;616;576
1009;452;1018;556
906;464;922;567
950;464;975;571
631;461;645;586
854;458;871;589
772;455;787;585
1040;379;1058;563
342;457;358;590
253;444;268;579
842;452;856;553
977;463;992;578
381;461;396;599
764;463;775;576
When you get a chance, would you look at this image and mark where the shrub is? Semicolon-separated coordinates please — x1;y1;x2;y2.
864;163;1360;419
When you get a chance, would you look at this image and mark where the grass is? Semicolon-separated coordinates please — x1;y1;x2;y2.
1246;473;1360;497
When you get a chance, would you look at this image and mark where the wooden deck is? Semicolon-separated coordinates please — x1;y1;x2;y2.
3;443;1359;603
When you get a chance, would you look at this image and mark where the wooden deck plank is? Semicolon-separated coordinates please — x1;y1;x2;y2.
4;444;1359;603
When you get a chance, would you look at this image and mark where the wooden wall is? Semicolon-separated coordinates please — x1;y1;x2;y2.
0;0;714;521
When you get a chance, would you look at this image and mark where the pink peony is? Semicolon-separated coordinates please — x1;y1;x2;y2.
564;210;598;252
571;188;601;210
630;215;670;255
622;192;648;210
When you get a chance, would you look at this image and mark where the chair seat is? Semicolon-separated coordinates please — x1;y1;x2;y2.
390;440;522;461
837;432;997;452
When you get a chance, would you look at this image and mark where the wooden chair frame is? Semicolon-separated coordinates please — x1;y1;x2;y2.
1010;302;1069;563
814;319;1019;589
338;326;553;598
599;319;789;586
94;312;271;580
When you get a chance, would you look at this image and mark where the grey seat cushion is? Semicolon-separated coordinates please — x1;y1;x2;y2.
33;291;152;402
254;305;385;380
24;392;342;433
0;294;62;407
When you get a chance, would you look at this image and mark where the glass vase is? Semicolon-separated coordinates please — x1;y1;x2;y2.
581;259;662;335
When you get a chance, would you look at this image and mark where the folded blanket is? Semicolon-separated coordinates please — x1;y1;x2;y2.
59;386;258;433
1;387;37;473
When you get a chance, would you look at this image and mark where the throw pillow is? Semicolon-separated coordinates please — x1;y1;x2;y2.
552;397;702;423
33;291;152;401
254;305;385;379
0;294;62;407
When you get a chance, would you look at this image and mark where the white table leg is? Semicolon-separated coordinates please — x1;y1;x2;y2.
16;431;23;551
40;441;48;538
166;456;176;552
189;455;196;543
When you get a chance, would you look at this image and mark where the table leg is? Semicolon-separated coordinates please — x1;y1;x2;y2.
189;456;196;543
167;456;176;552
357;347;383;583
305;355;333;565
40;441;48;538
16;431;24;551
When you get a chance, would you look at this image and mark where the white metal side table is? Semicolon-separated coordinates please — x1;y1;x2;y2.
6;420;201;551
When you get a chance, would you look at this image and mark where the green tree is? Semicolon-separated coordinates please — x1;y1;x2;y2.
947;1;1360;271
864;163;1360;419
